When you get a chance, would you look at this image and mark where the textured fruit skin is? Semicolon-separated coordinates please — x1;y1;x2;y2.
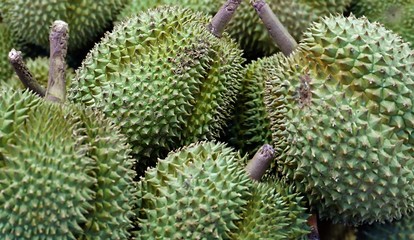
358;213;414;240
302;0;353;15
5;57;74;89
265;15;414;225
0;0;127;50
136;141;251;239
226;58;273;157
69;7;244;167
0;88;136;239
352;0;414;45
0;23;14;82
231;179;310;240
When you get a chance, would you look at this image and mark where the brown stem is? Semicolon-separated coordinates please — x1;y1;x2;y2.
245;144;275;181
307;214;320;240
207;0;242;38
251;0;297;56
8;49;46;97
45;20;69;103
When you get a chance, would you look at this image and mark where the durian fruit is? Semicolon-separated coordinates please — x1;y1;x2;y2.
136;141;252;239
6;56;74;89
264;15;414;225
231;178;310;239
0;87;137;239
225;57;273;157
357;213;414;239
69;6;244;169
302;0;353;15
0;0;127;51
0;23;14;82
352;0;414;45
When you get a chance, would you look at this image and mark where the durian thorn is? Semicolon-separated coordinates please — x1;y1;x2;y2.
8;49;46;97
245;144;275;181
207;0;242;38
250;0;297;56
306;214;320;240
45;20;69;103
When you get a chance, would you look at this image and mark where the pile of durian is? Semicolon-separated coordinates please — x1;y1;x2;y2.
0;0;414;239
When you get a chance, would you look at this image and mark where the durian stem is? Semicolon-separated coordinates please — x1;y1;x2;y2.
251;0;297;56
245;144;275;181
8;49;46;97
45;20;69;103
307;214;320;240
207;0;242;38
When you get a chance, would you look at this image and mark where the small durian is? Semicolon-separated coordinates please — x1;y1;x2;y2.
264;15;414;225
136;141;252;239
0;0;127;50
69;6;244;169
225;57;273;157
6;56;74;89
352;0;414;45
231;178;310;239
357;213;414;239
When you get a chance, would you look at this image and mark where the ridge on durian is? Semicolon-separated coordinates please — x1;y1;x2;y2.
69;6;244;170
136;141;251;239
352;0;414;45
0;0;127;51
116;0;351;58
231;178;310;240
5;56;74;90
0;87;136;239
264;14;414;225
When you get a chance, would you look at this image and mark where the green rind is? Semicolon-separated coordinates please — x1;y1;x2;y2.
1;0;127;50
137;141;251;239
265;15;414;225
0;23;14;83
69;6;244;166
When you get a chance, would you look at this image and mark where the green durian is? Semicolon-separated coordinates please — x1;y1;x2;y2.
302;0;353;15
352;0;414;45
232;178;310;240
0;88;136;239
136;141;251;239
5;56;74;89
69;6;244;169
357;213;414;239
264;15;414;225
0;23;14;82
0;0;127;51
225;57;273;157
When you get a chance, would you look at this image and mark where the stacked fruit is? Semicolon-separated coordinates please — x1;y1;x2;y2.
1;0;414;239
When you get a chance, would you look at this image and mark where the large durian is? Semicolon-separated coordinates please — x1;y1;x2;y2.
264;15;414;225
0;23;14;82
0;87;137;239
352;0;414;45
232;178;310;239
136;141;252;239
0;0;127;50
69;6;244;168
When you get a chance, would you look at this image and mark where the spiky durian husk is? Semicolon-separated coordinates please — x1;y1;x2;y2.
352;0;414;45
0;0;127;50
226;57;273;157
0;88;136;239
136;141;251;239
69;6;244;168
6;57;75;89
231;179;310;240
302;0;352;15
357;213;414;240
0;23;14;82
264;15;414;225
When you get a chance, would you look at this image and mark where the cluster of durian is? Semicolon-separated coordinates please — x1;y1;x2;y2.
1;0;414;239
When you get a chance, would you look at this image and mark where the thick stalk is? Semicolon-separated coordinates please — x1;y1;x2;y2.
45;20;69;103
207;0;242;38
307;214;320;240
8;49;46;97
251;0;297;56
245;144;275;181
